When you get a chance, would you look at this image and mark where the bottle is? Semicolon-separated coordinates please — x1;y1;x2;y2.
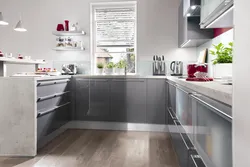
64;20;69;31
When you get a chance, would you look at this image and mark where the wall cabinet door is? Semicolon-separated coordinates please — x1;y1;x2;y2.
146;79;165;124
75;78;110;121
111;79;146;123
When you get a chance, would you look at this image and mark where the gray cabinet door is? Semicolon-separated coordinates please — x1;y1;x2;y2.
75;78;110;121
75;79;90;120
146;79;165;124
111;79;146;123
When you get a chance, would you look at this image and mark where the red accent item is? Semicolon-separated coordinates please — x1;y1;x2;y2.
214;28;232;38
64;20;69;31
18;54;23;59
186;78;213;82
0;51;3;57
57;24;64;31
187;64;208;78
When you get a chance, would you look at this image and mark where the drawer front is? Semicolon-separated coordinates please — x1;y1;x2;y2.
37;102;70;142
37;92;70;111
172;120;196;167
37;79;70;97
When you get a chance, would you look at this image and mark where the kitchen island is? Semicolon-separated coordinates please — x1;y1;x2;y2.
0;75;232;157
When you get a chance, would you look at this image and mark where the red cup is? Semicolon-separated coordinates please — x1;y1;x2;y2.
57;24;64;31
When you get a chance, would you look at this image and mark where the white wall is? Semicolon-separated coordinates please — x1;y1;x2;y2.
0;0;196;75
233;0;250;166
197;29;234;77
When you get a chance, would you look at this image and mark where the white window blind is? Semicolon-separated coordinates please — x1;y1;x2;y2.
92;3;137;74
95;7;136;47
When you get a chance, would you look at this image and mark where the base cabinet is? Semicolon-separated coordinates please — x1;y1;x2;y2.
75;78;110;121
111;79;147;123
146;79;165;124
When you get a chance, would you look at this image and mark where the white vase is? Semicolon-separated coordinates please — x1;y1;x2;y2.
116;68;125;75
105;68;114;75
96;68;104;75
213;63;232;78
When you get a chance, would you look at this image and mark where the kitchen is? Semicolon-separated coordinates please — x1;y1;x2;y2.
0;0;247;167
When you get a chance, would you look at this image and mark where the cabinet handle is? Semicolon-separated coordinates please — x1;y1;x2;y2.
176;121;195;150
113;79;145;82
37;91;70;102
37;79;70;86
168;108;176;120
191;94;232;120
191;155;205;167
37;102;70;118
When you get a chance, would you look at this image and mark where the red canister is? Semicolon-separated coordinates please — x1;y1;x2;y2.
64;20;69;31
187;64;208;78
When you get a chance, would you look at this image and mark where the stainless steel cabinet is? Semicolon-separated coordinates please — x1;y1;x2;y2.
191;94;232;167
167;80;176;117
176;85;194;141
75;78;110;121
146;79;165;124
111;79;146;123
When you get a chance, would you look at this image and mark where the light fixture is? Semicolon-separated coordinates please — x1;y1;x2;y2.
206;5;234;28
187;13;191;17
0;12;9;26
14;17;27;32
191;5;196;10
181;40;191;48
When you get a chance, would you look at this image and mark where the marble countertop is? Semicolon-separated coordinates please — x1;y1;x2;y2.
167;76;232;106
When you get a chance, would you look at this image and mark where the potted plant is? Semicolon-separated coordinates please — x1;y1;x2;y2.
105;62;115;75
115;59;127;74
96;63;104;75
210;42;233;78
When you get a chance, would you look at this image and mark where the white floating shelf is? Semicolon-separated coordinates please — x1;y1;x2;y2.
0;57;46;65
53;47;85;51
52;31;86;36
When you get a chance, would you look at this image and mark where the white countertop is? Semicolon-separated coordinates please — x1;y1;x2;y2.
167;76;232;106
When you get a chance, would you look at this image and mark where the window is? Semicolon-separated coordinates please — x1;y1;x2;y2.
91;2;137;74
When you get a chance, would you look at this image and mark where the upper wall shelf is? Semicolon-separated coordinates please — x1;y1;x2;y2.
52;31;86;36
0;57;46;65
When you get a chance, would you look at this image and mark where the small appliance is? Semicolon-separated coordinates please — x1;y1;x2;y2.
62;64;77;75
186;63;213;81
152;55;166;76
170;61;183;76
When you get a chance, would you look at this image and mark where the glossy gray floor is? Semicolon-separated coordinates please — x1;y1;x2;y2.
0;130;179;167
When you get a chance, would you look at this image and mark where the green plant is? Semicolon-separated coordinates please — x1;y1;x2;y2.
97;63;104;69
210;42;233;65
116;60;127;69
106;62;115;69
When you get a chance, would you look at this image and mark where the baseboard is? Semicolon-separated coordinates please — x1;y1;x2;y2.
37;127;67;150
64;121;169;132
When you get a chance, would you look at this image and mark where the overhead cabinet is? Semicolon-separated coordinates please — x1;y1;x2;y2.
200;0;234;28
178;0;213;48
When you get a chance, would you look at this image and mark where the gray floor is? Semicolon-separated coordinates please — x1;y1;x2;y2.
0;129;179;167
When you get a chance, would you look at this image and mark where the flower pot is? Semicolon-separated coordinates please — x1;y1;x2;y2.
116;68;125;75
96;68;104;75
105;68;114;75
213;63;232;78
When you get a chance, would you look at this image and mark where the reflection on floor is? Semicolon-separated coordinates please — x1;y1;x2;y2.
0;129;179;167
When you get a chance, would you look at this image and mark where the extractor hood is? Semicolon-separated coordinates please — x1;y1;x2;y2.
178;0;213;48
183;0;201;17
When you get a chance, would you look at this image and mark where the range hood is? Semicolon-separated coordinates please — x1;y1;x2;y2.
178;0;213;48
183;0;201;17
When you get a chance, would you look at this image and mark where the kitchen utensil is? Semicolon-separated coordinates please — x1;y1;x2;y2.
152;55;166;76
64;20;69;31
170;61;183;76
57;24;64;31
